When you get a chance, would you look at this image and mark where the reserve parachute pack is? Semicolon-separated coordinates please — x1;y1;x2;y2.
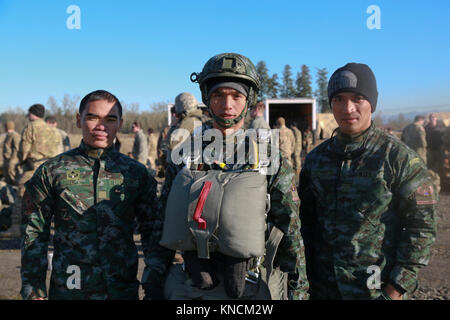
160;167;269;259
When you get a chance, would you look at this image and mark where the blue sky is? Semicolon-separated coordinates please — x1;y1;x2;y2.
0;0;449;116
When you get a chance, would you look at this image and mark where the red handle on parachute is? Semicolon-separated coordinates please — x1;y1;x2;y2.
193;181;212;230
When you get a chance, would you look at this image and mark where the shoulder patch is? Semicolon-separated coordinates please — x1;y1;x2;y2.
415;181;438;205
409;157;422;167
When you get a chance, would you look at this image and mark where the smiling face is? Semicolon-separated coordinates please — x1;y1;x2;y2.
76;99;123;149
331;92;372;135
209;87;247;134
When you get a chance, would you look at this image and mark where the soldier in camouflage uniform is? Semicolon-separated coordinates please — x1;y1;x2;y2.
131;121;149;165
169;92;205;151
20;90;169;300
276;117;295;166
401;115;427;164
156;107;178;177
303;128;313;154
2;121;21;185
299;63;437;300
147;128;158;170
149;53;309;300
16;104;61;196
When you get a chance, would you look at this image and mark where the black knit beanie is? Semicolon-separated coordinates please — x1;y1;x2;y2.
328;63;378;112
28;104;45;118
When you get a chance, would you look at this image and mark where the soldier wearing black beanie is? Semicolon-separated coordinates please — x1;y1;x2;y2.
328;63;378;112
28;104;45;118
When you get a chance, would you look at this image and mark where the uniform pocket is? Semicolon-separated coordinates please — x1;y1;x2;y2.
58;188;90;215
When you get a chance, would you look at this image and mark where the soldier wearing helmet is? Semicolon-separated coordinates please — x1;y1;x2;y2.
146;53;309;300
168;92;205;152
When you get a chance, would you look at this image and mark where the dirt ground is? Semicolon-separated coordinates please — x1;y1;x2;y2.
1;187;448;300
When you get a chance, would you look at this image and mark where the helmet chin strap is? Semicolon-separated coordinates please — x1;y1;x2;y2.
209;101;249;129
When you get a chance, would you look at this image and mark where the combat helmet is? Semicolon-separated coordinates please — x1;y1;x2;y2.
174;92;199;114
190;53;260;128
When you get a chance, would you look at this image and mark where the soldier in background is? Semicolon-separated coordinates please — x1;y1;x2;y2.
45;116;71;153
157;107;178;177
276;116;295;166
303;127;313;154
147;128;158;170
300;63;437;300
290;121;303;186
249;100;270;130
168;92;204;152
425;113;444;178
2;121;21;185
16;104;61;196
131;121;149;165
402;115;427;164
20;89;164;300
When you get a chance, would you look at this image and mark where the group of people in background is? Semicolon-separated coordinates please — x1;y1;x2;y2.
401;113;447;188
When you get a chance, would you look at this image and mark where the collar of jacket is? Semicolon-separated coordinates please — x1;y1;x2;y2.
330;121;375;155
79;140;117;160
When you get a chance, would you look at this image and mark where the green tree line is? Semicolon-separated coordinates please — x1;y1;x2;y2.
255;61;330;113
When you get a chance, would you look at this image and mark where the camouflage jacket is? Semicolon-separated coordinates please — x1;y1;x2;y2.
157;125;309;299
21;140;169;300
299;123;437;299
19;118;61;162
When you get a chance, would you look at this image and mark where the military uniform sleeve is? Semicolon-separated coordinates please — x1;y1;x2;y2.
19;125;33;162
135;169;175;298
20;164;54;300
268;156;309;299
390;150;437;294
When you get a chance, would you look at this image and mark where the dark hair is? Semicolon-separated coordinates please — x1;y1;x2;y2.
79;90;122;119
132;121;141;128
415;115;425;122
147;128;154;134
45;116;57;124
